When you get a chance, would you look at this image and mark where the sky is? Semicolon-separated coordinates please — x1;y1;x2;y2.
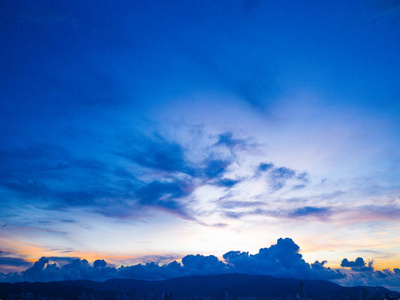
1;0;400;291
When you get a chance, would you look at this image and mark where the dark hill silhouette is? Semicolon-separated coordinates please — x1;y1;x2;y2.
0;274;398;300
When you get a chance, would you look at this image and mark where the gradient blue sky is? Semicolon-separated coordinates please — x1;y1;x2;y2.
1;0;400;291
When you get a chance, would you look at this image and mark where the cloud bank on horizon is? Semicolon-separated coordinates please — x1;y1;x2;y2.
1;0;400;293
1;238;400;292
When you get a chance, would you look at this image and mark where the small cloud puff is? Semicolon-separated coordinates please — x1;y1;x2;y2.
341;257;374;272
257;162;274;173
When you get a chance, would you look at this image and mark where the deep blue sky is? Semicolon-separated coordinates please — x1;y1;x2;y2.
1;0;400;291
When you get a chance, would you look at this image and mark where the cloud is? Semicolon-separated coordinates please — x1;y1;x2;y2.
93;259;107;268
214;132;248;150
117;135;194;175
311;260;327;270
4;238;400;291
135;179;194;217
214;178;241;188
257;162;274;173
267;167;308;191
270;167;296;180
47;257;80;265
0;129;314;226
219;205;332;221
254;163;308;192
360;205;400;220
334;264;400;292
0;257;32;267
182;254;227;275
60;219;77;223
218;237;344;280
341;257;374;272
107;132;243;219
15;257;118;282
220;200;264;209
202;159;231;179
296;172;310;183
0;128;315;227
288;206;332;219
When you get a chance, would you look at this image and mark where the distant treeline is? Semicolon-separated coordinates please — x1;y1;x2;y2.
0;274;399;300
